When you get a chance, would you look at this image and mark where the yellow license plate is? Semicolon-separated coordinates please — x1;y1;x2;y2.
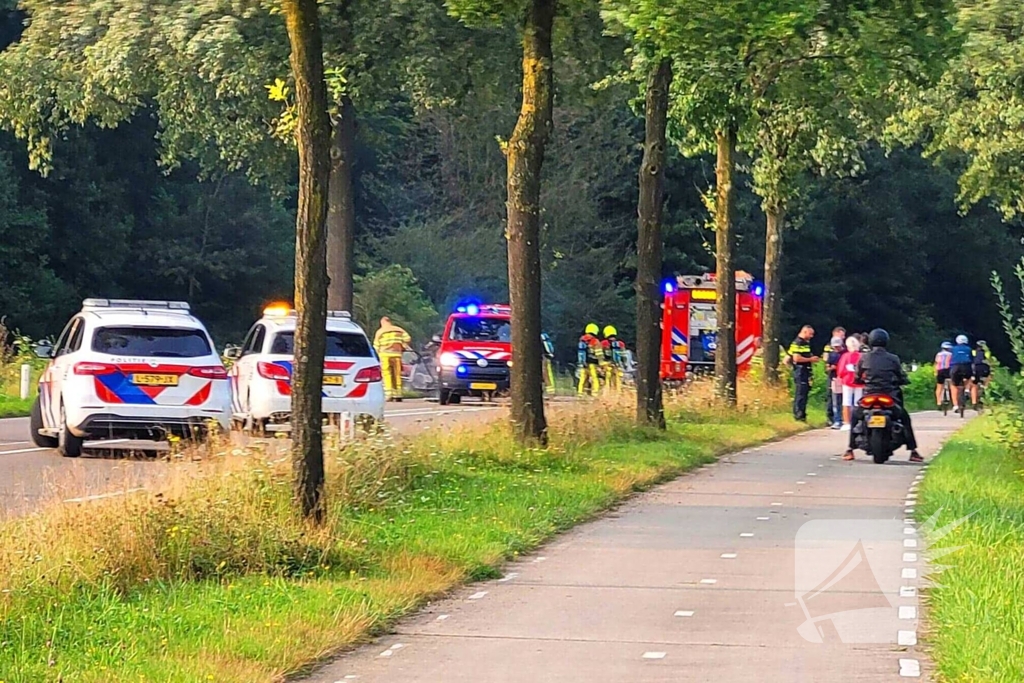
132;374;179;387
868;415;887;428
323;375;346;386
470;382;498;391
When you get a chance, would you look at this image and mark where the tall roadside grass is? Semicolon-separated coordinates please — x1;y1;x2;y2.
916;416;1024;682
0;379;804;682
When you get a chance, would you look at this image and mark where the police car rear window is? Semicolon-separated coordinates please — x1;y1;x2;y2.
271;332;373;357
92;327;212;358
450;317;511;342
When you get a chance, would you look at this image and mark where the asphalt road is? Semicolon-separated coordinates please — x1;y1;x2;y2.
0;398;504;517
304;412;963;683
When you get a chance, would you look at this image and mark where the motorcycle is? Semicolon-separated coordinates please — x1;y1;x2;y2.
852;393;907;464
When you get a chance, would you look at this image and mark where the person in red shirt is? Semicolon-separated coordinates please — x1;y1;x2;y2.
836;336;863;431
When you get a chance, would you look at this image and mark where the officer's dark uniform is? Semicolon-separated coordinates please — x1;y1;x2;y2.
848;347;919;452
788;335;814;421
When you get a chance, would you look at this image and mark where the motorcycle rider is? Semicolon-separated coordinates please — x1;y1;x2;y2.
842;328;924;463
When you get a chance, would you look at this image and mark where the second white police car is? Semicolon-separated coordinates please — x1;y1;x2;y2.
226;305;385;434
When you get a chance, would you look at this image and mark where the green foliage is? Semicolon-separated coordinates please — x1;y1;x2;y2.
890;0;1024;219
354;265;440;344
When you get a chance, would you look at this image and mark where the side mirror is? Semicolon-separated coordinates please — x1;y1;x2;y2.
431;334;442;344
33;343;53;359
223;345;242;361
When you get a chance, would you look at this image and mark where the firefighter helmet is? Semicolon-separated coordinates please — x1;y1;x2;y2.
603;325;617;338
585;323;599;336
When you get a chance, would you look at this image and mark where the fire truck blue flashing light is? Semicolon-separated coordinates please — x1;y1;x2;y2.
752;283;764;297
455;302;480;316
664;282;674;294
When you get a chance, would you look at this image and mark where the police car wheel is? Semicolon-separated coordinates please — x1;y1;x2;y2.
30;397;58;448
57;403;83;458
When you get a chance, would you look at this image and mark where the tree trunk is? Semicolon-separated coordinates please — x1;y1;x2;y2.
506;0;555;445
635;58;671;429
714;126;738;406
326;95;356;312
762;205;785;385
282;0;331;523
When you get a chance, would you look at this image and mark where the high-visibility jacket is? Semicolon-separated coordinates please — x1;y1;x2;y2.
602;337;626;367
578;333;604;365
374;324;411;355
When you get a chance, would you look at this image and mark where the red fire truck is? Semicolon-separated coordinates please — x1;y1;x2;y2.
661;272;764;382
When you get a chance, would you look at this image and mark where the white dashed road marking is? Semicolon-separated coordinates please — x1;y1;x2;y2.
899;658;922;677
642;652;666;660
898;631;918;646
674;610;695;617
902;568;918;579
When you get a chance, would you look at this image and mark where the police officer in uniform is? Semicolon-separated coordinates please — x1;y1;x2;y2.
788;325;819;421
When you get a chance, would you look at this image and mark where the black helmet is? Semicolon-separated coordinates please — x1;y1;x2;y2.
868;328;889;348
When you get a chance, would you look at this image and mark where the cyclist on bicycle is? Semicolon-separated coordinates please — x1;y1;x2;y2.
934;341;953;408
949;334;973;409
971;340;992;409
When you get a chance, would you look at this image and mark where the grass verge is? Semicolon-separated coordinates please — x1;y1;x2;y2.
0;383;807;682
916;415;1024;682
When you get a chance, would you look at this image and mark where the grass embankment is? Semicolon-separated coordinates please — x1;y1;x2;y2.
0;359;41;418
0;383;807;682
916;416;1024;682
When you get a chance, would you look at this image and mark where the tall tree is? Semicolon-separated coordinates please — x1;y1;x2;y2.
635;58;671;427
447;0;556;443
891;0;1024;220
282;0;332;522
604;0;954;399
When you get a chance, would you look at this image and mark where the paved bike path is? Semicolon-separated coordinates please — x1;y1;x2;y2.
305;412;962;682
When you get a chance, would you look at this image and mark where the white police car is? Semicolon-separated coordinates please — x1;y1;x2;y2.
226;305;384;433
30;299;231;457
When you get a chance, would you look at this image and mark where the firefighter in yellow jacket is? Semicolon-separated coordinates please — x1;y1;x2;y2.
577;323;603;395
373;317;411;402
601;325;626;392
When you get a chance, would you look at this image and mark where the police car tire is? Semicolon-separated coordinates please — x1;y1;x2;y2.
58;403;83;458
30;397;58;448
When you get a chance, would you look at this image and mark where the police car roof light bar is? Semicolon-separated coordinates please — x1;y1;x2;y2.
83;298;191;312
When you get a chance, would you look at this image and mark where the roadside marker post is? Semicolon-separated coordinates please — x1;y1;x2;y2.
20;363;31;400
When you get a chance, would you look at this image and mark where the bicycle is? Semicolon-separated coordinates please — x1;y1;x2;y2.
956;378;969;418
940;378;952;416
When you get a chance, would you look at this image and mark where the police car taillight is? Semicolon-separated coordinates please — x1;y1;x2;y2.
189;366;229;380
257;362;290;381
73;362;118;376
355;366;383;383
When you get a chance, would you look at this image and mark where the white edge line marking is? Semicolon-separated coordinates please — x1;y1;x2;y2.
904;539;918;548
467;591;488;600
64;487;146;504
902;568;918;579
674;610;695;617
497;572;519;582
436;614;450;621
796;481;806;485
771;502;783;506
900;586;917;597
720;553;737;559
903;553;918;562
740;532;754;538
756;516;770;521
904;527;917;535
0;446;50;455
642;652;666;660
700;578;717;584
899;658;921;677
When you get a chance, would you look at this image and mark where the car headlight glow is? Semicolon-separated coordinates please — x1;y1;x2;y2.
439;352;460;367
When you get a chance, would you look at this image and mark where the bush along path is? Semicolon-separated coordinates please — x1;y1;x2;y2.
0;385;807;682
916;416;1024;682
